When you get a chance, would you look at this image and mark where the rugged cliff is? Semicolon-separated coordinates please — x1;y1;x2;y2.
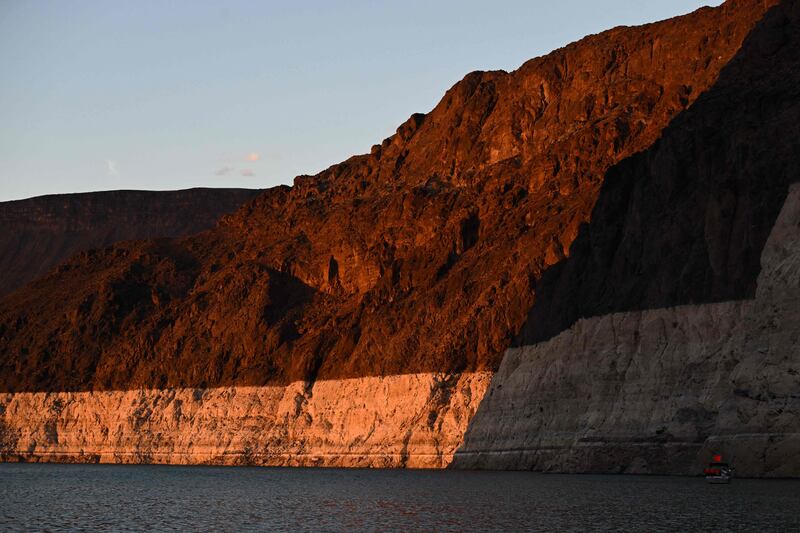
0;188;261;298
1;0;797;475
452;0;800;476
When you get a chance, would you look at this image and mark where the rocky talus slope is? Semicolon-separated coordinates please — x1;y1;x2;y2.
0;188;261;297
1;0;798;475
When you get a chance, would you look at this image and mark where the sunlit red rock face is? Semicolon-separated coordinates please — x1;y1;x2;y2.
0;188;261;298
1;0;798;474
0;0;780;392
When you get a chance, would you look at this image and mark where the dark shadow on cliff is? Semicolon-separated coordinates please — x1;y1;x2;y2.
452;0;800;470
514;0;800;346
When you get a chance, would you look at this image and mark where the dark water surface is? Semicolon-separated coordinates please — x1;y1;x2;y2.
1;464;798;532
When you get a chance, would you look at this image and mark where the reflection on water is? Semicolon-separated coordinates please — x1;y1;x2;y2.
1;463;798;532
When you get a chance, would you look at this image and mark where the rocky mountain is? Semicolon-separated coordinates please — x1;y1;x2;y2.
0;188;261;298
1;0;797;476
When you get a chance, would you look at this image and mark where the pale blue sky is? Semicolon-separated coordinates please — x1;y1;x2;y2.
0;0;723;201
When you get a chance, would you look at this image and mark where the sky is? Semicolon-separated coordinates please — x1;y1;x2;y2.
0;0;724;202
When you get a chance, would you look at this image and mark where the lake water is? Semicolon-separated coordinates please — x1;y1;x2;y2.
1;464;798;532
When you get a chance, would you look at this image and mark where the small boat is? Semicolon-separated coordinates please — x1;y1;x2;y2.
704;454;734;484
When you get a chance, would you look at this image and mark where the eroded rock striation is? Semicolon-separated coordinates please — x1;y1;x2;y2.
0;373;491;468
1;0;798;475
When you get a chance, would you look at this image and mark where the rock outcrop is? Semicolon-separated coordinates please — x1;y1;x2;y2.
0;188;261;298
1;0;798;476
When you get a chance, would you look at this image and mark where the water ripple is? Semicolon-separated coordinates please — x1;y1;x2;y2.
1;464;798;532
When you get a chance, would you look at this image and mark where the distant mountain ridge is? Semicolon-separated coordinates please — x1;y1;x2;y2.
0;188;262;298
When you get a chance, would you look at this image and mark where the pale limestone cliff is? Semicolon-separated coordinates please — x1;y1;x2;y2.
452;184;800;477
0;372;490;468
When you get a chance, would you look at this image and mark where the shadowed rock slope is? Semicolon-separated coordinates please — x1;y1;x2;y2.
0;0;781;394
0;188;261;298
515;0;800;345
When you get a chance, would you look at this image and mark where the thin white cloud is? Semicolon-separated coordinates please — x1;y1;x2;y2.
214;152;260;177
105;159;118;177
